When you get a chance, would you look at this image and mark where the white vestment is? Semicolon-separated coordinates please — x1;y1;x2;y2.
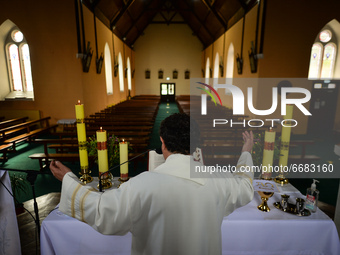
59;152;254;255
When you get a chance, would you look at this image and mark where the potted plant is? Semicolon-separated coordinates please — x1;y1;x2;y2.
87;133;130;170
10;173;29;215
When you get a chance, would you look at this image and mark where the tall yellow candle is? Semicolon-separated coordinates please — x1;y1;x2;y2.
96;127;108;174
262;128;276;179
75;100;88;170
119;139;128;180
279;105;293;167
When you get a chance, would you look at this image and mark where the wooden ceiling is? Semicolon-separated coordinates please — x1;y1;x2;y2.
82;0;258;49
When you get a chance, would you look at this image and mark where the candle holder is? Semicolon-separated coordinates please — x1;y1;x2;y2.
117;176;129;188
98;172;112;189
79;167;93;184
118;176;129;183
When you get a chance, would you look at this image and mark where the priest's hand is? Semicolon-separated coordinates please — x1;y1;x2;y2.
50;160;71;181
241;131;253;153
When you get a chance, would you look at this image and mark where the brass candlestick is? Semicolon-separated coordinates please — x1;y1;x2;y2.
117;176;129;188
79;167;93;184
98;172;112;189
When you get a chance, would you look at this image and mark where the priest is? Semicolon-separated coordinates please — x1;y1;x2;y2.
50;113;254;255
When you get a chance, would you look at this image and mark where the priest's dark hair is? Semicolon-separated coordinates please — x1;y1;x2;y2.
159;113;200;155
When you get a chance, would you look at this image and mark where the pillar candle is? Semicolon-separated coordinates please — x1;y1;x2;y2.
96;127;108;174
262;128;276;179
120;140;128;180
75;100;88;170
279;105;294;167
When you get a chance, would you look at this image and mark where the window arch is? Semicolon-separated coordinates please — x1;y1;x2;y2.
5;27;34;99
320;43;336;79
126;57;132;91
104;43;113;95
308;26;337;80
226;43;234;79
213;52;220;79
205;57;210;84
118;52;124;92
308;43;322;79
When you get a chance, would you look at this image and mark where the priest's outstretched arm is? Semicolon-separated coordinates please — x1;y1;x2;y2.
50;160;132;235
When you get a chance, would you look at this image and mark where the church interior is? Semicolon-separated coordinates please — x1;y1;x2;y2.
1;0;340;254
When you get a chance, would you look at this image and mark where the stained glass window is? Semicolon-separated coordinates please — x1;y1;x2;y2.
21;44;33;91
6;29;34;94
319;30;332;43
9;44;23;91
308;43;322;79
308;29;336;80
12;30;23;43
320;43;336;79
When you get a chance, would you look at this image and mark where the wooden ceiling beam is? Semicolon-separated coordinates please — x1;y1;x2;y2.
237;0;248;10
110;0;135;28
181;0;215;41
122;0;155;40
90;0;102;9
201;0;228;30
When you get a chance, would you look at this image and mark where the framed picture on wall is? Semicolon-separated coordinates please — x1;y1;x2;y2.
145;69;150;79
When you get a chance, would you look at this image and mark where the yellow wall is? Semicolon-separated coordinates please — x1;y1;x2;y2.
0;0;134;124
133;23;203;95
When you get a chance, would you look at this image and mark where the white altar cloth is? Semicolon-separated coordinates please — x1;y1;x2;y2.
40;183;340;255
0;170;21;255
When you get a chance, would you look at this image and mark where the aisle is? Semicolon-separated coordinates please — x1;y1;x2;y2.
148;102;179;150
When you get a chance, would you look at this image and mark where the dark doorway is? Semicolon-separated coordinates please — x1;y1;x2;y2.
307;81;339;136
160;83;175;102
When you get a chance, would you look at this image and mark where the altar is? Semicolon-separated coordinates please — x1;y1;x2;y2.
40;182;340;255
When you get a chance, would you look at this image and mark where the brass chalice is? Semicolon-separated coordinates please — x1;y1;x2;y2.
257;191;274;212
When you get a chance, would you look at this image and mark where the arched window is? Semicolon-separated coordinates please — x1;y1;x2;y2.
308;28;337;80
320;43;336;79
213;52;220;79
104;43;113;95
5;28;34;99
205;57;210;84
126;57;132;91
226;44;234;79
308;43;322;79
118;52;124;92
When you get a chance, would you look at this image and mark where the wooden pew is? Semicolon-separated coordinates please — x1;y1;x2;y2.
31;98;160;171
0;117;29;130
0;143;13;162
63;125;153;133
1;117;58;151
289;140;321;163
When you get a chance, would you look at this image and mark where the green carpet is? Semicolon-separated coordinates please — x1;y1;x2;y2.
148;102;180;150
2;141;62;203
